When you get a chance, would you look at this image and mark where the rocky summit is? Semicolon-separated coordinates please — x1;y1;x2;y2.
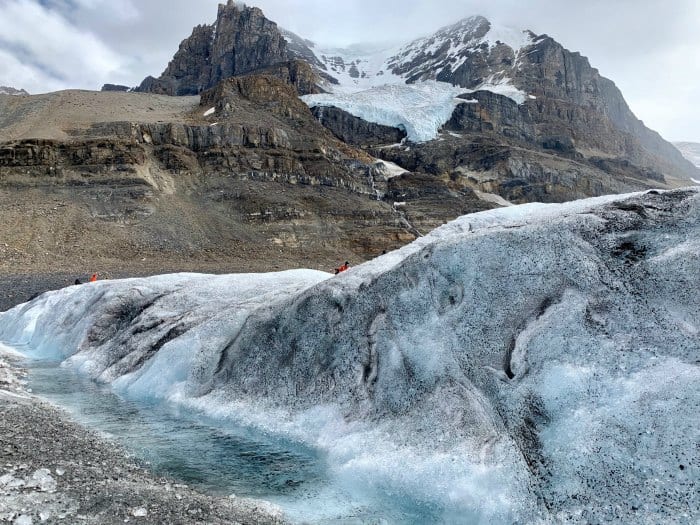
1;1;698;305
136;1;289;96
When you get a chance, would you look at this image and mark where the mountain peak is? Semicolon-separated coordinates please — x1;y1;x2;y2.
137;1;287;95
436;14;490;38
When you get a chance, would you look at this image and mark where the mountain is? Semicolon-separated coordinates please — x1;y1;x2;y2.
2;188;697;522
297;15;698;185
0;2;697;295
137;4;697;192
674;141;700;171
0;86;29;96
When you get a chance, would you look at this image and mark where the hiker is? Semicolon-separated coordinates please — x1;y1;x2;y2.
337;261;350;273
74;278;82;285
89;273;98;282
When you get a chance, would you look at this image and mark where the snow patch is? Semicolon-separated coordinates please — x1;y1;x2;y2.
483;22;533;52
203;107;216;117
373;159;409;179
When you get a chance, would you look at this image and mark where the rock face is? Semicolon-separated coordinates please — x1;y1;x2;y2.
137;1;289;95
2;188;697;523
513;35;696;180
311;106;407;146
246;60;323;96
373;134;664;204
1;83;482;279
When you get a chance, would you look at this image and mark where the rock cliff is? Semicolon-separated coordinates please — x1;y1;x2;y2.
137;1;289;95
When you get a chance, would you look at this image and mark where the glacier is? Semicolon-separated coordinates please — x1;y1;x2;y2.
1;188;699;523
301;16;532;142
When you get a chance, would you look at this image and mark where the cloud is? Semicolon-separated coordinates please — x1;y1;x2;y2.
0;48;65;92
0;0;131;92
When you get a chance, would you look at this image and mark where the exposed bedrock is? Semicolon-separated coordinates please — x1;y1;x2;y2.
310;105;407;147
374;134;667;204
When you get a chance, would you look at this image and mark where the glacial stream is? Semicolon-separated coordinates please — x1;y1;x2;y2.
25;358;439;524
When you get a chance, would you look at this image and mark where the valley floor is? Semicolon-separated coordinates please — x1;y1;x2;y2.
0;346;287;525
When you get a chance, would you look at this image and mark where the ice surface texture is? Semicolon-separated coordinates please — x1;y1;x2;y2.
1;189;699;523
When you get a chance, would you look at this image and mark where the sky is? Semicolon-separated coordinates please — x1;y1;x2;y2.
1;0;699;142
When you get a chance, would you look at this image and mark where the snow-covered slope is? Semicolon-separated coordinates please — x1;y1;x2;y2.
385;15;533;87
674;143;700;183
300;16;534;142
1;188;698;523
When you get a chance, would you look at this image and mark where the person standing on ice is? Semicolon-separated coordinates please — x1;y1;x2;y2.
89;273;98;282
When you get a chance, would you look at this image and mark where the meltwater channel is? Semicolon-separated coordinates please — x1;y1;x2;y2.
25;357;442;525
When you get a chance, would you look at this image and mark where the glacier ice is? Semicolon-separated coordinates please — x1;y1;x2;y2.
1;189;699;523
303;81;467;143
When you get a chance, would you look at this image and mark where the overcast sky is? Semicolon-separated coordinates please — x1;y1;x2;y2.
1;0;699;142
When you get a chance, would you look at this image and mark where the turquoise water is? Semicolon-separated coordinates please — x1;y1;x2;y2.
27;361;324;498
26;360;443;524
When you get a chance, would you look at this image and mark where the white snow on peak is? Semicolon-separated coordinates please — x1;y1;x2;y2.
390;15;533;71
302;16;534;142
482;19;534;52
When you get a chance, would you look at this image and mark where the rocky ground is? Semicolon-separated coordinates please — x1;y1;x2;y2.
0;346;289;525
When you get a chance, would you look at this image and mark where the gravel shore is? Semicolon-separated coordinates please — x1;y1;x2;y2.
0;345;288;525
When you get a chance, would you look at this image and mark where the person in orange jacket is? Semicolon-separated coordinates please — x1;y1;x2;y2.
337;261;350;273
89;273;98;282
